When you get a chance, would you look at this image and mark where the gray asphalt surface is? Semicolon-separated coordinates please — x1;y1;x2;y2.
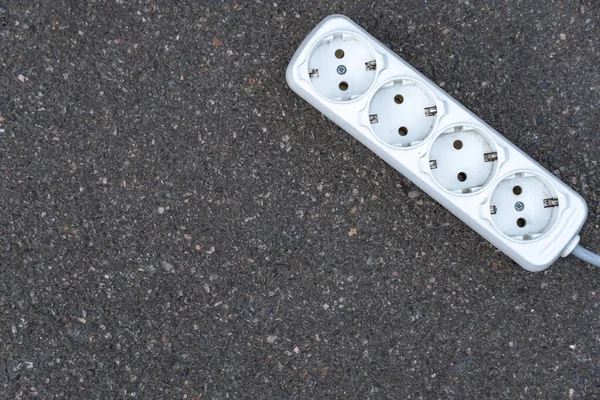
1;1;600;398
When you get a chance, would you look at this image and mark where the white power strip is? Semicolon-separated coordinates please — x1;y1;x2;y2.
286;15;591;272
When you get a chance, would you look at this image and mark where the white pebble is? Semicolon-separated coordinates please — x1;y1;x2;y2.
266;335;277;344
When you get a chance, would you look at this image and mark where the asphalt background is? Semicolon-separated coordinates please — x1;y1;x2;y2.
1;1;600;399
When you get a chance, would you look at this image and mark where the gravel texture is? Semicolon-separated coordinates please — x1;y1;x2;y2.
1;1;599;398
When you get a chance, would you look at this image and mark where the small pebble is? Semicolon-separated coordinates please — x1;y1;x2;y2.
161;261;175;273
266;335;277;344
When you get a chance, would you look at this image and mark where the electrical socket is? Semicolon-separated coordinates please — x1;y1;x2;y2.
489;172;560;241
369;78;440;147
286;15;588;272
429;125;499;194
308;32;380;101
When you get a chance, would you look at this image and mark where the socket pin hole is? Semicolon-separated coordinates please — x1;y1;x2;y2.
517;218;526;228
394;94;404;104
339;81;348;91
513;186;522;195
398;126;408;136
457;172;467;182
335;49;345;59
453;140;463;150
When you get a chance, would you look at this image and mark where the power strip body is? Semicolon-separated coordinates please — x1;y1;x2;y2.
286;15;588;271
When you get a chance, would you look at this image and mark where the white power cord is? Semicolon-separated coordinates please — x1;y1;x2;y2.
571;245;600;268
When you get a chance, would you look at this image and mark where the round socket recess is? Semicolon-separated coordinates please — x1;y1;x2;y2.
368;78;439;148
429;125;499;194
489;172;560;241
308;32;377;101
